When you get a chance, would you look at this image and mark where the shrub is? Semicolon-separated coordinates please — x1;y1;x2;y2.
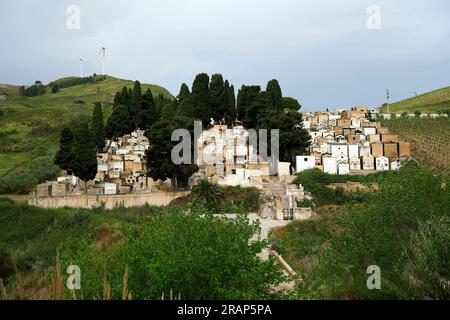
290;163;450;299
60;206;287;299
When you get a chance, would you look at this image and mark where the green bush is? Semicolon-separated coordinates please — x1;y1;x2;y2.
287;163;450;299
293;168;387;206
0;155;60;194
60;206;287;299
189;180;260;213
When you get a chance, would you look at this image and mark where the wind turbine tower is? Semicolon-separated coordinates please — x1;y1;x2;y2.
99;47;106;75
79;57;85;78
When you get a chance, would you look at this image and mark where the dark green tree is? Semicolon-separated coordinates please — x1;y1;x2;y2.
136;88;157;129
224;82;236;126
191;73;211;126
244;91;269;129
159;100;178;121
92;102;106;150
130;81;142;128
209;74;226;122
105;104;133;144
72;122;97;189
176;83;194;118
145;116;198;190
236;85;261;122
114;87;131;107
178;83;191;102
51;83;60;94
266;79;283;110
257;108;310;163
54;127;75;170
282;97;301;111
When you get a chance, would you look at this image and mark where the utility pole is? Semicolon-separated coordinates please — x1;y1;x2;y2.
386;89;390;113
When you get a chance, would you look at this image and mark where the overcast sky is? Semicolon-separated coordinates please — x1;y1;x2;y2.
0;0;449;110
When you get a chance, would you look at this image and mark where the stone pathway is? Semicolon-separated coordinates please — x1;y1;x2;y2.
220;213;297;291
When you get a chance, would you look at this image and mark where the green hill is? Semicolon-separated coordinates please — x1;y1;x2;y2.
380;86;450;113
0;84;20;97
0;76;174;192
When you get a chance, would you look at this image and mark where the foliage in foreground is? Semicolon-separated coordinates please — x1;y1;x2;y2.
276;163;450;299
59;206;286;300
0;199;286;300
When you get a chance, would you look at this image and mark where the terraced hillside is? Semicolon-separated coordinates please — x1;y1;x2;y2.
380;86;450;113
381;117;450;175
0;76;174;193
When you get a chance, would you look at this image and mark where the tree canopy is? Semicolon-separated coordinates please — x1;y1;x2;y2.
54;127;75;170
91;102;106;150
71;122;97;183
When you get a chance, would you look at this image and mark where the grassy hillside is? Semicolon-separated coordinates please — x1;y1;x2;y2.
380;86;450;113
0;84;20;97
0;76;174;187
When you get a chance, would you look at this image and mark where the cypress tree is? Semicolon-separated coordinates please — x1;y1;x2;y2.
191;73;211;126
54;127;75;170
178;83;191;103
106;104;133;141
224;81;236;126
136;88;157;129
130;81;142;128
266;79;283;109
92;102;106;150
177;83;194;118
209;74;226;122
236;85;261;123
72;122;97;189
114;87;130;106
245;91;269;129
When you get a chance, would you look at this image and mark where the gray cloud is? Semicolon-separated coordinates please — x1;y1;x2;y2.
0;0;449;110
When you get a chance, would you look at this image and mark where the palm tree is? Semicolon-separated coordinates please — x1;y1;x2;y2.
189;179;224;206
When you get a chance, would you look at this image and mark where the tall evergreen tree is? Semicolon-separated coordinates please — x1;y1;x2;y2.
106;104;133;142
145;116;198;190
92;102;106;150
178;83;191;102
191;73;211;126
236;85;261;124
244;91;269;129
136;88;157;129
257;108;310;164
224;81;236;126
176;83;194;118
209;74;226;122
130;81;143;128
114;87;131;106
72;122;98;189
54;127;75;170
159;100;178;121
266;79;283;110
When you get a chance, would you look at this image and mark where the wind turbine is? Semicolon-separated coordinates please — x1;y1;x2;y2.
98;47;106;75
79;57;86;78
